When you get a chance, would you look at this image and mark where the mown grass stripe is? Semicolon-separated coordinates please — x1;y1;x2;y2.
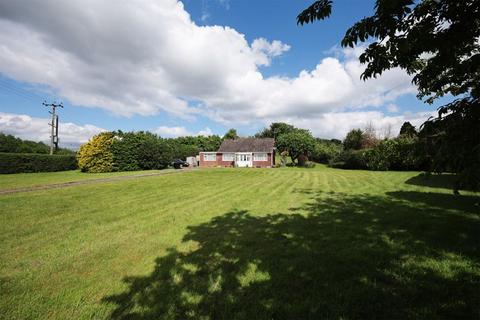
0;167;478;319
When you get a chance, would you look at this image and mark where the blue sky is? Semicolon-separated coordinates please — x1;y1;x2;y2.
0;0;437;147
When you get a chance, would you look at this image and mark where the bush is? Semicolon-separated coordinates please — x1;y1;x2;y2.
301;161;316;168
332;136;427;172
0;153;77;173
78;131;175;173
329;150;367;169
77;132;115;173
297;154;308;166
110;132;142;171
136;137;172;170
311;140;342;163
111;131;172;171
363;136;424;171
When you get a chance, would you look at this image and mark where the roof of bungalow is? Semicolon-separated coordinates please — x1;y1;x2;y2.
217;138;275;153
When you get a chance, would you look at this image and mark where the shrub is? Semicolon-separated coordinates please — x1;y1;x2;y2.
331;137;428;172
112;131;174;171
297;154;308;166
363;136;424;171
0;153;77;173
77;132;115;173
329;150;367;169
110;132;142;171
311;140;342;163
363;147;390;171
136;137;172;170
78;131;175;173
302;161;316;168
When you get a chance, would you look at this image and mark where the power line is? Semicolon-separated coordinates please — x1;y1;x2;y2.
0;78;45;97
0;79;47;102
0;83;41;103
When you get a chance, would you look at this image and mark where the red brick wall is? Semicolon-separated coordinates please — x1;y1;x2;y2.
199;153;235;167
252;153;273;168
216;153;235;167
199;152;219;167
199;152;273;168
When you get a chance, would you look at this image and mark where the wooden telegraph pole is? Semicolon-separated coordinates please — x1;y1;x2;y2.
42;101;63;154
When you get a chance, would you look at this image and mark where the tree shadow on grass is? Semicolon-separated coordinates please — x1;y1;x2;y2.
405;173;457;190
103;191;480;319
388;191;480;214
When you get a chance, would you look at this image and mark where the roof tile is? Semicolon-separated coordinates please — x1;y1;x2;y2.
217;138;275;152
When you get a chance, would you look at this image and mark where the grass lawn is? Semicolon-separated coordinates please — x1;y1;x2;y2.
0;169;167;191
0;166;478;319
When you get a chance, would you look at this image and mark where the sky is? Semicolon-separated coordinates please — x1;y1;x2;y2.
0;0;440;148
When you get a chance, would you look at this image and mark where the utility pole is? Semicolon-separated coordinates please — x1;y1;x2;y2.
43;101;63;155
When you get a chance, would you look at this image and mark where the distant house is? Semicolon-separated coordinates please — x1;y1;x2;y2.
199;138;275;168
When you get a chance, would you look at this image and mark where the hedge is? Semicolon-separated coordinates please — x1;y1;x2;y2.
329;150;368;170
329;136;430;171
0;153;77;174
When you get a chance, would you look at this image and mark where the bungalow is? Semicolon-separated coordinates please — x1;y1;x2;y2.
199;138;275;168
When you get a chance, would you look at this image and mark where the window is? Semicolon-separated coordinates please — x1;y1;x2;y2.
254;153;267;161
203;153;216;161
237;154;251;161
222;153;234;161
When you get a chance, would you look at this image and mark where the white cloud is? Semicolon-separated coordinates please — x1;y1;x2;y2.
154;125;213;138
251;38;291;66
197;127;213;136
279;110;435;140
386;103;400;113
0;0;419;136
0;112;105;147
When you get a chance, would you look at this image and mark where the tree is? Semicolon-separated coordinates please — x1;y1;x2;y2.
343;129;364;150
223;128;239;140
256;122;296;140
136;135;172;170
276;130;316;164
169;142;199;160
298;0;480;190
0;132;74;154
311;139;342;163
381;123;393;139
362;122;378;149
77;132;115;173
399;122;417;137
173;135;222;152
111;131;172;171
196;135;222;151
110;131;142;171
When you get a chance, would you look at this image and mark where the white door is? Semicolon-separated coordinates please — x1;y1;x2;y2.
236;153;252;167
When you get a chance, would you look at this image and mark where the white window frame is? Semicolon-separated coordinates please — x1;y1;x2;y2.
254;153;268;161
203;153;216;161
222;153;235;161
